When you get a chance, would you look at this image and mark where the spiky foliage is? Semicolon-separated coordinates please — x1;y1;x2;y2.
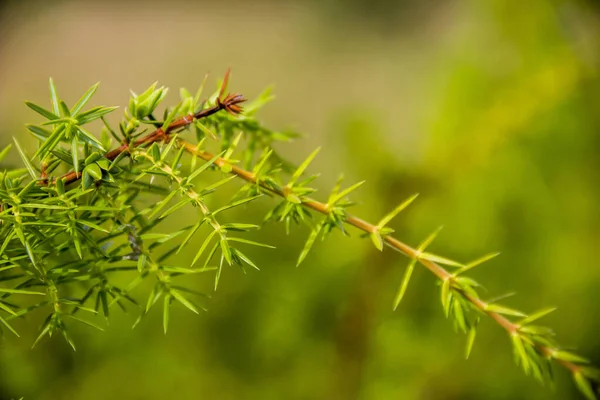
0;71;597;399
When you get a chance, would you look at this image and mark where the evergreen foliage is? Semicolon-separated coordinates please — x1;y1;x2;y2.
0;71;597;398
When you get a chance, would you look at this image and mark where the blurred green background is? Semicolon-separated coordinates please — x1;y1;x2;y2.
0;0;599;398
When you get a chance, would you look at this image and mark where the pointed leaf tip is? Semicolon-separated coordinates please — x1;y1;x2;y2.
393;258;417;310
519;307;557;326
377;193;419;229
574;372;597;400
12;138;37;179
297;222;324;267
288;147;321;187
457;252;501;275
418;226;444;252
465;322;478;359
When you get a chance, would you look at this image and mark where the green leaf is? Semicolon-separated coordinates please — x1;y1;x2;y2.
0;287;45;295
465;318;479;359
457;252;500;275
0;315;19;337
161;266;216;274
297;222;323;266
148;190;178;219
77;106;119;124
180;87;193;101
59;100;71;117
77;126;106;151
161;102;182;132
329;180;366;206
49;77;60;115
96;158;110;170
244;86;275;115
34;125;66;160
71;82;99;115
171;145;186;170
25;101;58;120
41;117;72;126
252;149;273;175
177;220;204;254
453;276;481;290
221;223;260;231
162;135;180;160
513;341;533;377
146;230;186;245
453;297;468;333
163;293;171;334
377;193;419;230
518;325;554;336
214;253;225;290
171;290;199;314
82;170;94;190
441;279;452;317
72;136;80;174
32;317;52;348
486;292;517;305
580;366;600;381
137;86;167;118
574;372;597;400
233;248;259;271
159;197;193;220
418;252;464;268
227;238;275;249
201;175;237;194
149;143;161;162
485;303;527;317
137;253;148;273
77;219;109;233
0;301;16;316
144;284;163;313
26;124;52;140
67;314;105;331
18;180;37;198
212;195;262;216
393;257;417;310
85;152;102;165
191;229;218;267
370;231;384;251
193;73;209;110
194;121;218;140
220;239;232;265
552;350;590;364
13;138;37;179
519;307;557;326
285;192;302;204
0;144;12;163
288;147;320;187
417;226;444;252
188;151;225;181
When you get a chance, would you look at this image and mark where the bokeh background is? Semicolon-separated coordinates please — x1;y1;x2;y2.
0;0;599;399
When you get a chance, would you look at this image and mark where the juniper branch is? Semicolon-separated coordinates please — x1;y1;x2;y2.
176;139;584;375
4;71;597;399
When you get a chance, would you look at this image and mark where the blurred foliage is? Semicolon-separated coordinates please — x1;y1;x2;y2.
0;0;599;399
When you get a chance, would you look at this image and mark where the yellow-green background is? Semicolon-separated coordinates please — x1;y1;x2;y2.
0;0;599;398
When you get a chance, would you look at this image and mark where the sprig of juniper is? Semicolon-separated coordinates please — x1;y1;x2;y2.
0;71;597;399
